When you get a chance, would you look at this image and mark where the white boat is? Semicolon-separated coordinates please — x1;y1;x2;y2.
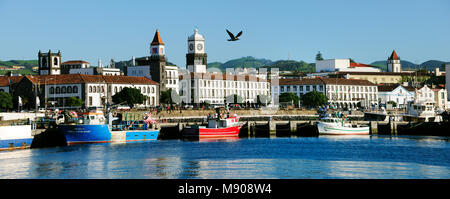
403;99;442;122
317;117;369;135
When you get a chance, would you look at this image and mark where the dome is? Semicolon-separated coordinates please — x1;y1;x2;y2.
188;29;204;41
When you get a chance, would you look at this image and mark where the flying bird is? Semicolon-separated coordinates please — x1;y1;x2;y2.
226;29;243;41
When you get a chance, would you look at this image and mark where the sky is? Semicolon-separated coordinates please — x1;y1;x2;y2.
0;0;449;67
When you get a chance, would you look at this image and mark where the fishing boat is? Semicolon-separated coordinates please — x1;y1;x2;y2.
317;116;369;135
0;125;34;151
403;99;442;122
182;108;243;139
58;109;159;145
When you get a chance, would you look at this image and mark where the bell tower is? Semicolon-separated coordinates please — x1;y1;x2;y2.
387;50;401;73
149;29;167;92
186;29;207;73
38;50;61;75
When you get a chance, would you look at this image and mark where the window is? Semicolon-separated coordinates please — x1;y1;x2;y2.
89;86;92;93
114;87;117;93
73;86;78;93
50;87;54;94
67;86;72;93
56;87;60;94
93;86;96;93
61;86;66;93
89;96;93;106
53;57;58;65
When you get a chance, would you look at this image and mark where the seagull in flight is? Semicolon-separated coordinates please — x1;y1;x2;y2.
226;29;243;41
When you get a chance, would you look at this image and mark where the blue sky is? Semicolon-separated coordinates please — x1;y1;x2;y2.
1;0;449;67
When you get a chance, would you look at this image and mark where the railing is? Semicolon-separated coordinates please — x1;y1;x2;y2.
111;120;149;131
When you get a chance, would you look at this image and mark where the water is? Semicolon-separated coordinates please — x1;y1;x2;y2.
1;135;449;179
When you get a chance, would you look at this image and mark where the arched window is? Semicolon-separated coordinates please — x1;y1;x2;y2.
50;87;54;94
114;87;117;93
73;86;78;93
61;86;66;93
89;86;92;93
102;86;105;93
55;87;60;94
53;57;58;65
147;87;150;93
97;86;101;93
67;86;72;93
93;86;96;93
151;87;155;93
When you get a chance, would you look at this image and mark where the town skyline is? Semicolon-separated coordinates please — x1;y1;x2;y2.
1;0;449;67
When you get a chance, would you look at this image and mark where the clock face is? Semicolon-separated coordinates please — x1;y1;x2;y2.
189;43;194;51
197;43;203;51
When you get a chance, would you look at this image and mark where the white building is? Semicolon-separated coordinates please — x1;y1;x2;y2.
272;77;378;108
315;59;381;73
61;60;90;74
165;65;179;93
377;84;415;108
26;74;159;109
179;72;270;105
446;64;450;101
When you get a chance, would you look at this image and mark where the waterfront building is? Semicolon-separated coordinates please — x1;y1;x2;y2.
62;60;121;76
38;50;61;75
377;84;415;108
179;72;270;105
446;64;450;101
13;74;159;110
272;77;378;109
330;71;420;84
432;86;448;110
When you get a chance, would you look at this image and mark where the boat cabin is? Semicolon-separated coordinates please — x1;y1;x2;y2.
79;110;106;125
208;117;239;129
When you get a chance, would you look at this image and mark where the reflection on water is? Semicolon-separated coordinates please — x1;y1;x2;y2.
0;136;449;179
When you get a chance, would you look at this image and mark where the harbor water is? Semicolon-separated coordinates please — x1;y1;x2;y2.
0;135;449;179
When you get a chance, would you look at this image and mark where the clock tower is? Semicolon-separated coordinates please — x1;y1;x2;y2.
186;29;207;73
38;50;61;75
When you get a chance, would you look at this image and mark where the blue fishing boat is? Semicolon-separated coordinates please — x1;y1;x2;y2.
58;110;159;145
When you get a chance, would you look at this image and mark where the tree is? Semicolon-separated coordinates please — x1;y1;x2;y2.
387;101;397;108
160;89;173;105
256;94;271;106
0;91;13;110
66;97;83;107
279;92;300;107
112;87;146;108
315;51;324;61
225;94;244;104
301;91;327;108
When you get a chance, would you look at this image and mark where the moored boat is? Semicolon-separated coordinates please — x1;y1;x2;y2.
0;125;34;151
58;110;159;145
317;117;369;135
182;111;243;139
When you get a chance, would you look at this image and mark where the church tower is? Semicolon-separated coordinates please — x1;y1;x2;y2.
387;50;401;73
38;50;61;75
149;29;167;92
186;29;207;73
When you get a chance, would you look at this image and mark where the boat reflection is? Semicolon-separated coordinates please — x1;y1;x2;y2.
182;136;240;142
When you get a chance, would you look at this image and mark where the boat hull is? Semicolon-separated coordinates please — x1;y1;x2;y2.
0;125;33;151
317;122;369;135
182;125;241;138
59;124;159;145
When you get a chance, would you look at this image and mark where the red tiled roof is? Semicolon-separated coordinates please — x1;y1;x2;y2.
151;29;164;45
389;50;400;60
0;76;24;87
321;78;375;86
61;60;90;65
349;62;377;68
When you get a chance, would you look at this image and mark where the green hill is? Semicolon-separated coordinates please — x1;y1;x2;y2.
207;57;314;72
370;60;449;71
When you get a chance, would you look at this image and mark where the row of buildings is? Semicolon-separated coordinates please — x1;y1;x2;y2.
0;29;449;111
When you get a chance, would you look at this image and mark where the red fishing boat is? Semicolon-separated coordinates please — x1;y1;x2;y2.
182;112;243;139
